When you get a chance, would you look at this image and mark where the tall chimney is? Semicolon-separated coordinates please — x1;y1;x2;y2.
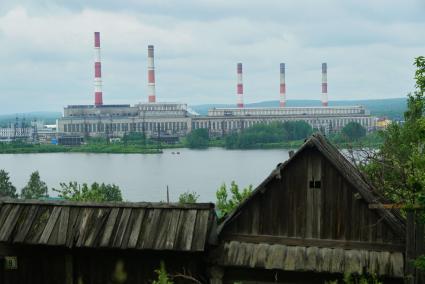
148;45;156;103
237;63;244;108
94;32;103;106
322;62;328;107
280;63;286;107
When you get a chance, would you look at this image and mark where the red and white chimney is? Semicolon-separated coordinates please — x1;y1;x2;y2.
148;45;156;103
237;63;244;108
322;62;328;107
94;32;103;106
280;63;286;107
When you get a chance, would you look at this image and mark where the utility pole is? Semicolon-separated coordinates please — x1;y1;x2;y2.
166;185;170;204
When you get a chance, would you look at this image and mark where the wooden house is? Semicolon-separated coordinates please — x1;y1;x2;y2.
211;133;406;283
0;133;413;283
0;200;216;284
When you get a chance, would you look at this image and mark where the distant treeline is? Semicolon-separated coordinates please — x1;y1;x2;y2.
224;121;312;149
184;120;379;150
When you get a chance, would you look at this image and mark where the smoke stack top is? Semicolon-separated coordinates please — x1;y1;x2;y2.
147;45;156;103
236;63;244;108
280;63;286;107
237;63;243;74
94;32;103;106
321;62;328;107
94;32;100;48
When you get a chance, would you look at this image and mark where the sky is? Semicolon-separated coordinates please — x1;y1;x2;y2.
0;0;424;113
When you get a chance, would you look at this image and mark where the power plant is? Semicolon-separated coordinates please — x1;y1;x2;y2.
57;32;376;139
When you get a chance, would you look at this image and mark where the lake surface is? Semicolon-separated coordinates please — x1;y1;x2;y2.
0;148;292;202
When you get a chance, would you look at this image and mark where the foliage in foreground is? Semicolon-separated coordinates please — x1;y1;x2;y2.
178;191;199;204
0;169;18;198
21;171;48;199
361;56;425;205
358;56;425;271
152;262;173;284
325;272;382;284
216;181;253;219
53;181;123;202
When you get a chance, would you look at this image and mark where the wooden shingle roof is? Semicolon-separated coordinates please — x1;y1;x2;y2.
0;199;215;252
218;133;406;238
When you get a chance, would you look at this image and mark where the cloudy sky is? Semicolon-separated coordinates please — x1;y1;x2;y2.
0;0;424;113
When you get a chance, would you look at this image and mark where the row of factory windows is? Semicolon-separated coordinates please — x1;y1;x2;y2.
139;105;183;111
209;108;364;116
193;117;373;131
67;113;136;117
63;121;188;133
62;117;374;134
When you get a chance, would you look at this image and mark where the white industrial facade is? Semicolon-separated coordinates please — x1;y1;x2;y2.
57;103;376;138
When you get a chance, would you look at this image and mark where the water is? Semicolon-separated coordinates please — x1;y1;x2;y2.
0;148;292;202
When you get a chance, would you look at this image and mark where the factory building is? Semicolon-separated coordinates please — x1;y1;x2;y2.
58;102;191;138
57;32;376;139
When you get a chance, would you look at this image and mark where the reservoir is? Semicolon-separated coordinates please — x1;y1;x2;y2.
0;148;292;202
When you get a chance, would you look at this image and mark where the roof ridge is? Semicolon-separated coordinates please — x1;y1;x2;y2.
0;198;215;209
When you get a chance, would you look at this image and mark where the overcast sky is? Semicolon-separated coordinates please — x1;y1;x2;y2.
0;0;424;113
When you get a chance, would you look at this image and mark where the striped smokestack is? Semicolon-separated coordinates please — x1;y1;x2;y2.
94;32;103;106
322;62;328;107
148;45;156;103
237;63;244;108
279;63;286;107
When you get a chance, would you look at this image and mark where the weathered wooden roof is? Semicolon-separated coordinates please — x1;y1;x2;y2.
219;241;404;278
0;199;215;252
219;133;406;237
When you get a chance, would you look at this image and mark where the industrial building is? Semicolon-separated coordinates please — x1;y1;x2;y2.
57;32;376;139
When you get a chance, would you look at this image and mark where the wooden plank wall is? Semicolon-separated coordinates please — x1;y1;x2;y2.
223;148;404;247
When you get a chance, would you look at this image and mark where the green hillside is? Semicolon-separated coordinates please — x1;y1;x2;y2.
0;112;61;127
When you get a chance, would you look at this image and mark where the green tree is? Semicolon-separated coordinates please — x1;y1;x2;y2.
185;128;209;149
360;57;425;270
178;191;199;204
0;169;17;198
53;182;123;202
21;171;48;199
282;121;313;140
341;122;366;141
362;57;425;204
216;181;253;219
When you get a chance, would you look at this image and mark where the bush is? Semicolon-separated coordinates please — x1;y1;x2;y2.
53;182;123;202
216;181;253;219
178;191;199;204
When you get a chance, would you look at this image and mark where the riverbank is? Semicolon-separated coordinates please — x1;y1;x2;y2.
0;143;162;154
0;131;383;154
0;138;381;154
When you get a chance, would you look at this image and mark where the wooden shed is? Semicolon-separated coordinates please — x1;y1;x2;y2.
0;199;216;284
211;133;406;283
